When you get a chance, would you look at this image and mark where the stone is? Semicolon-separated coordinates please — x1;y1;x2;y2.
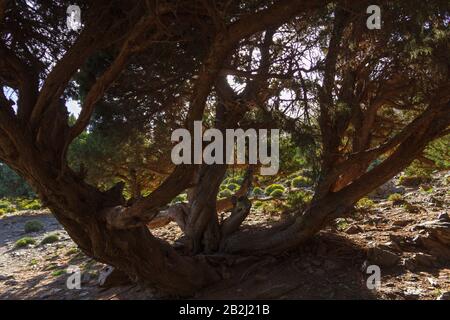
370;179;405;198
437;291;450;300
437;212;450;222
367;246;400;267
392;219;413;227
345;225;362;234
416;220;450;259
409;253;438;268
403;288;423;300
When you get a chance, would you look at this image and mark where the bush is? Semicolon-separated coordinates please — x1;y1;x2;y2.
24;220;44;233
51;269;65;277
172;193;187;203
252;187;264;197
228;177;243;185
0;199;15;212
287;190;313;208
269;189;284;198
227;183;240;191
356;197;374;210
388;193;404;205
16;198;42;211
265;184;285;195
15;237;36;248
291;176;311;188
41;234;59;245
399;175;431;187
253;200;263;208
218;189;233;199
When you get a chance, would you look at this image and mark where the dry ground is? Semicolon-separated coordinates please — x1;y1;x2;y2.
0;173;449;300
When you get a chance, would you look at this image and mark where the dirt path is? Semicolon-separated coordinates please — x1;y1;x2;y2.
0;174;449;300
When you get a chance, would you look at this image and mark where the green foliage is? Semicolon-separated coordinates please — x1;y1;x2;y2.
356;197;375;210
16;199;42;210
0;208;5;216
15;237;36;248
24;220;44;233
0;199;15;212
290;176;312;188
227;183;240;191
172;193;187;203
400;161;433;186
388;193;404;205
269;189;284;198
259;201;279;215
423;134;450;169
253;200;263;208
218;189;233;199
41;234;59;245
286;190;313;209
51;269;65;277
227;177;243;185
335;218;349;231
264;184;285;195
252;187;264;197
0;163;35;198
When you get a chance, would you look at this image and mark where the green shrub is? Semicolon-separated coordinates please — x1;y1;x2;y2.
227;183;240;191
218;189;233;199
287;190;313;208
0;208;5;216
356;197;374;210
17;198;42;211
228;177;243;185
15;237;36;248
252;187;264;196
41;234;59;245
0;199;12;209
51;269;65;277
291;176;311;188
265;184;285;195
336;218;349;231
260;201;278;214
269;189;284;198
24;220;44;233
388;193;404;205
173;193;187;203
0;199;15;212
253;200;263;208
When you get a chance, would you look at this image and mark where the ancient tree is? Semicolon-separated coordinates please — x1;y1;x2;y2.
0;0;448;295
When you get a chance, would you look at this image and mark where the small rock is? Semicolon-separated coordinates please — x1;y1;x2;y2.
345;225;362;234
367;246;400;267
403;288;423;300
411;253;438;268
4;279;18;286
437;212;450;222
437;291;450;300
392;219;413;227
0;275;14;281
427;277;438;287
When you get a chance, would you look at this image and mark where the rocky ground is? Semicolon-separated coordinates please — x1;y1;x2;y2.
0;172;449;300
